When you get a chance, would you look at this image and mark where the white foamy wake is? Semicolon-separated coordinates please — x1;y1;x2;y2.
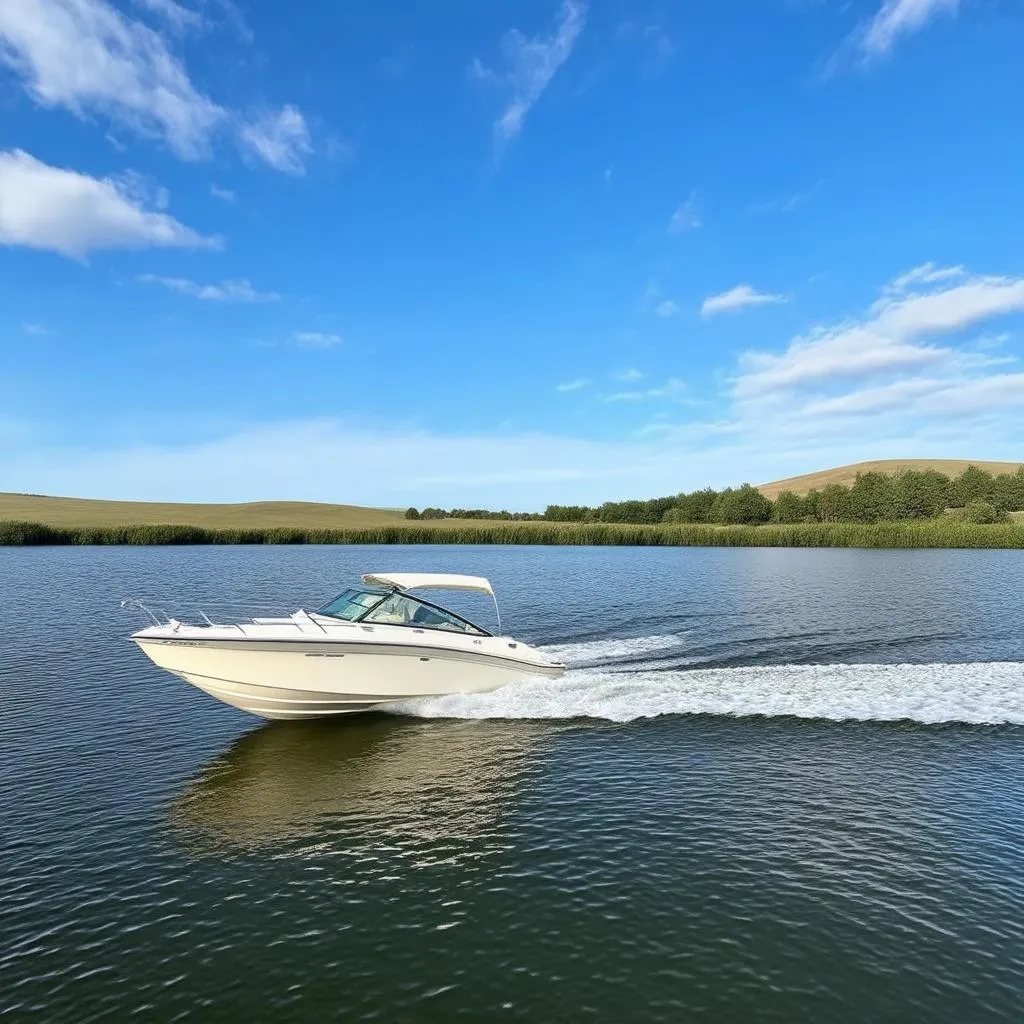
539;634;682;665
389;662;1024;725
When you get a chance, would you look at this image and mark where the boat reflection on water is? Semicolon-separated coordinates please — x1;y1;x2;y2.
168;715;553;863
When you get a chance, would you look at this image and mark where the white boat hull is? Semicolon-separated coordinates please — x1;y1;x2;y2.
135;635;562;720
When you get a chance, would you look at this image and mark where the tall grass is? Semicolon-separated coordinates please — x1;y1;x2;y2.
3;519;1024;548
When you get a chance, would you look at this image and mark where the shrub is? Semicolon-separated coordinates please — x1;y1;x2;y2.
404;507;420;520
772;490;808;524
710;484;772;525
960;500;1004;524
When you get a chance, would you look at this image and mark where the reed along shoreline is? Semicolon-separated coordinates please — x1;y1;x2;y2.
3;519;1024;549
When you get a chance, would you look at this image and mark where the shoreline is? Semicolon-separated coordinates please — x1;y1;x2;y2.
3;520;1024;549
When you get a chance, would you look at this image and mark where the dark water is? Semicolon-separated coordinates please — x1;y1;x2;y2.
2;545;1024;1021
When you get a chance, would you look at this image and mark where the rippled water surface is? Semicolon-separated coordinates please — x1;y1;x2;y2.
3;545;1024;1020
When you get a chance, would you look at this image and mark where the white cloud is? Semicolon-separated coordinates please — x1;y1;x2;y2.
605;377;687;402
471;0;586;149
734;264;1024;400
0;0;309;171
555;378;590;392
238;106;313;175
702;285;786;318
748;182;822;216
798;373;1024;421
0;416;741;509
0;149;219;259
209;184;235;202
22;322;52;335
613;368;643;382
292;331;341;348
886;261;965;293
656;299;679;318
132;0;203;33
138;275;280;302
0;0;225;159
826;0;960;73
858;0;960;59
668;191;700;234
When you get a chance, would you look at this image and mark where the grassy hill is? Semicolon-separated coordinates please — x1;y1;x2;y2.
0;493;408;530
757;460;1024;499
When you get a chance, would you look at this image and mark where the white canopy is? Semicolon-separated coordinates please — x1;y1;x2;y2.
361;572;495;597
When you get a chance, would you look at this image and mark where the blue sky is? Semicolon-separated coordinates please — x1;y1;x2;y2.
1;0;1023;510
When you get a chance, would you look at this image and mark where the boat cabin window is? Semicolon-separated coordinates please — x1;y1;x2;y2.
362;593;486;635
318;587;388;621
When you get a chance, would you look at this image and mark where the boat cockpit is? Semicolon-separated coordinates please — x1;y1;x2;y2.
317;587;490;636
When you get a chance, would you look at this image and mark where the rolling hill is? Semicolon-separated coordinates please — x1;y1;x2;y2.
0;493;407;530
757;460;1024;499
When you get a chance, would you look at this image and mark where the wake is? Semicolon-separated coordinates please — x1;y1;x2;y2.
390;635;1024;725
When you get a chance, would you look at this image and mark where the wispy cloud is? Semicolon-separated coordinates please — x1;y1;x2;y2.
0;0;309;171
555;377;591;392
209;184;235;202
656;299;679;318
615;20;675;72
828;0;960;72
886;261;965;293
132;0;204;33
668;191;700;234
292;331;341;348
237;105;312;176
471;0;587;150
859;0;959;59
0;149;219;259
702;285;786;318
22;322;52;336
606;377;687;402
138;275;280;302
612;368;644;382
747;182;822;216
734;264;1024;401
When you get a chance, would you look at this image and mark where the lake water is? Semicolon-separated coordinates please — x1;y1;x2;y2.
3;545;1024;1020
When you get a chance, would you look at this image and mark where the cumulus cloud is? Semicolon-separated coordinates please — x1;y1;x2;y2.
0;0;224;159
702;285;786;318
0;149;219;259
137;275;280;302
0;0;309;170
471;0;586;149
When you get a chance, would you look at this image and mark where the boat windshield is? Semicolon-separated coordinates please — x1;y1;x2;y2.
317;587;388;621
361;593;487;635
317;587;489;635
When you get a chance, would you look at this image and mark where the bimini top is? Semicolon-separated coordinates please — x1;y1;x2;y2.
361;572;494;597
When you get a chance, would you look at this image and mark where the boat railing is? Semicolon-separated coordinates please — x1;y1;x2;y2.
120;598;322;630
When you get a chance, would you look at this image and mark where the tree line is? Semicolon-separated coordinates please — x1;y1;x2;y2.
407;466;1024;526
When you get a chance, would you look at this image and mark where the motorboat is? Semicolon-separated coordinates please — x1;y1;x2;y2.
129;572;565;720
